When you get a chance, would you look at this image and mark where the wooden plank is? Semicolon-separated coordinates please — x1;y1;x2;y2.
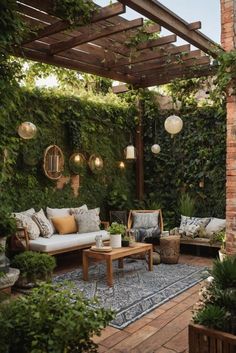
123;50;204;74
21;2;126;44
136;34;176;50
188;21;202;30
109;44;190;68
118;0;221;57
49;18;143;55
112;84;129;94
14;47;138;84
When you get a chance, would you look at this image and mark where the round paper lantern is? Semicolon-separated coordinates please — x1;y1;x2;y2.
18;122;37;139
151;144;161;154
164;115;183;136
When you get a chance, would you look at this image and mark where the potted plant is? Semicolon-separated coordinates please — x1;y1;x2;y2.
121;233;130;247
0;209;16;273
189;257;236;353
108;222;126;248
0;282;114;353
11;251;56;288
210;231;227;261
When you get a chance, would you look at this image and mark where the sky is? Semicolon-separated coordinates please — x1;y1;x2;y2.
95;0;221;44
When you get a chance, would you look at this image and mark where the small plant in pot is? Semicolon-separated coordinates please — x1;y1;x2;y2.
0;209;16;273
210;231;227;261
108;222;126;248
11;251;56;288
121;233;130;247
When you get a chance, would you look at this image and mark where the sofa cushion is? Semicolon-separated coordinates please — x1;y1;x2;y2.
132;212;159;229
70;204;88;214
179;215;210;238
46;207;71;233
13;212;40;240
32;209;54;238
205;217;226;236
29;230;110;252
74;208;100;233
51;215;77;235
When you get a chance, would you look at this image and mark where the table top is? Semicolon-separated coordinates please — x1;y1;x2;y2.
83;242;152;259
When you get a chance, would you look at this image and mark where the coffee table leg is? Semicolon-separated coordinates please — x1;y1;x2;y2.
118;258;123;268
106;258;113;287
148;248;153;271
83;252;89;281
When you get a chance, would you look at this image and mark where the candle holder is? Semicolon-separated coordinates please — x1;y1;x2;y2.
43;145;64;180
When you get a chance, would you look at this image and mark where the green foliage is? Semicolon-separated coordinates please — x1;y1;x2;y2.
140;88;226;228
125;20;160;48
193;257;236;334
210;257;236;290
0;207;16;237
53;0;96;26
0;282;114;353
108;222;126;235
214;50;236;97
11;251;56;282
178;193;196;217
193;304;228;330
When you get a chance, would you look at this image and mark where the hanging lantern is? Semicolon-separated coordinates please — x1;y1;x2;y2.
18;122;37;140
124;145;137;161
164;115;183;137
118;161;125;169
88;154;103;173
151;144;161;154
43;145;64;180
69;152;86;175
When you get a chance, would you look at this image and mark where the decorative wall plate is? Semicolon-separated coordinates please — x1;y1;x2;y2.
43;145;64;180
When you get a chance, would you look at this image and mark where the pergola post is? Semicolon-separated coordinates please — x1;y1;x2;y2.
135;98;144;200
221;0;236;255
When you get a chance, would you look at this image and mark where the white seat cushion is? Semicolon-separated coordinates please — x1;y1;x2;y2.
29;230;110;252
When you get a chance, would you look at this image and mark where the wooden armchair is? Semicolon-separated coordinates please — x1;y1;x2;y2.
128;209;163;232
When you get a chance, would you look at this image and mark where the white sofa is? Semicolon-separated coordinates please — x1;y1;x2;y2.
28;230;110;255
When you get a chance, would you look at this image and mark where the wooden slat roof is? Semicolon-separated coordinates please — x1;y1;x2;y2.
14;0;221;88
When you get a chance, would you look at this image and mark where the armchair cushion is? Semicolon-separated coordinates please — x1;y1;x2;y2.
132;212;159;229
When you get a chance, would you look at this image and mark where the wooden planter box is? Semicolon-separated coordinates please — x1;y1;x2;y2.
189;323;236;353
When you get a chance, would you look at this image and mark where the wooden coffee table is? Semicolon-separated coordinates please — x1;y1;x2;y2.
82;242;153;287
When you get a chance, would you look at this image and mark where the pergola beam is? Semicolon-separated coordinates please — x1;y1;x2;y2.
118;0;220;57
136;34;176;50
49;18;143;55
21;2;126;45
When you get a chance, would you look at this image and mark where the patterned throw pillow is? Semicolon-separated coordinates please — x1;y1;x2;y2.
132;212;159;229
32;209;54;238
74;208;101;233
179;215;210;238
13;212;40;240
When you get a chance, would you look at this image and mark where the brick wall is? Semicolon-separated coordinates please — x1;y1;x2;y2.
221;0;236;254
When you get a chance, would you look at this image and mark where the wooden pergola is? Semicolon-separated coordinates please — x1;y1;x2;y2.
16;0;221;90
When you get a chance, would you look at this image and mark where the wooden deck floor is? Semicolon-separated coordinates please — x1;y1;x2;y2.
55;253;213;353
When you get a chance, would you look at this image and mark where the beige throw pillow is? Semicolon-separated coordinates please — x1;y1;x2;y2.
13;212;40;240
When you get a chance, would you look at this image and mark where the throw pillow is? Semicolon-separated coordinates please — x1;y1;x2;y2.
132;212;159;229
179;215;210;238
70;204;88;214
74;208;101;233
205;218;226;237
51;215;77;235
13;213;40;240
32;209;54;238
46;207;71;233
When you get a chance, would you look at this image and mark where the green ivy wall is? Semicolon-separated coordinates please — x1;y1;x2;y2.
0;88;136;219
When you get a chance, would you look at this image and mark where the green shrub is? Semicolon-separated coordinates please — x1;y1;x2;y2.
0;282;114;353
11;251;56;282
178;193;196;217
193;304;228;330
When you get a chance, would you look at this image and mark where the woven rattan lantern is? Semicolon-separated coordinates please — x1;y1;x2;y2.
69;152;86;175
88;154;103;173
43;145;64;180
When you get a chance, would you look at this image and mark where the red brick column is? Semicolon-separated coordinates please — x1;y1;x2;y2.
221;0;236;254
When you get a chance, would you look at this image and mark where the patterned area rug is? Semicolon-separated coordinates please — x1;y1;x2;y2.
53;259;207;329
